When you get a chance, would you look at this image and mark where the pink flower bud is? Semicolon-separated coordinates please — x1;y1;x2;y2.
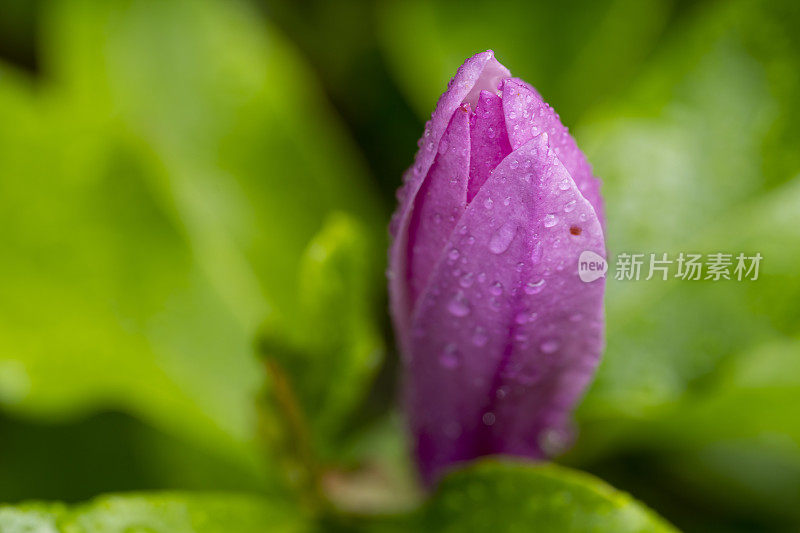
388;51;606;484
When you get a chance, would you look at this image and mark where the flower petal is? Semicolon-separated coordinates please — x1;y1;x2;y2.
468;90;512;203
407;107;471;309
484;145;605;460
501;79;604;222
390;50;509;336
405;133;604;484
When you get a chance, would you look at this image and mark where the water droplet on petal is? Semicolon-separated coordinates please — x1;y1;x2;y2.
540;339;560;354
539;428;569;455
515;312;530;325
483;197;494;210
524;279;546;295
564;200;577;213
472;326;488;347
489;281;503;296
448;248;460;262
543;214;558;228
489;222;517;254
447;291;471;317
459;272;474;288
531;241;543;264
559;178;570;191
439;344;461;368
482;412;496;426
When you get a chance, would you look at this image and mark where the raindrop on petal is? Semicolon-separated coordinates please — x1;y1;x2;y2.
489;222;517;254
524;279;546;295
447;291;471;317
439;343;461;368
540;339;560;354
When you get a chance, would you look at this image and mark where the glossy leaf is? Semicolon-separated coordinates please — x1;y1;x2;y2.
0;493;308;533
380;460;676;532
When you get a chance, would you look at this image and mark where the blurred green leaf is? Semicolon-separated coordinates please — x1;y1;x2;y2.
561;0;800;526
377;460;676;532
377;0;674;124
262;213;384;459
0;493;308;532
0;0;382;478
575;0;800;426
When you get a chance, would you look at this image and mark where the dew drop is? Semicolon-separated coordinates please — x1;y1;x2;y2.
459;272;475;288
530;241;543;264
482;412;496;426
472;326;488;347
524;279;546;295
539;428;568;455
489;281;503;296
447;291;471;317
564;199;577;213
503;196;511;206
540;339;560;354
558;178;570;191
489;222;517;254
439;343;461;368
543;214;558;228
448;248;460;261
484;197;494;209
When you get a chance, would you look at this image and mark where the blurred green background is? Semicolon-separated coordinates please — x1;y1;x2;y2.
0;0;799;531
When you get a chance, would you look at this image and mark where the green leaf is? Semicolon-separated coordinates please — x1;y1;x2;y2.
574;0;800;426
0;0;382;474
0;493;308;533
261;213;385;459
377;0;674;124
383;460;676;532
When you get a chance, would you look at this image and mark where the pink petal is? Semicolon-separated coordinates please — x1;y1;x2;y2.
390;51;510;339
405;133;605;484
407;107;471;309
501;78;604;222
468;91;512;203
